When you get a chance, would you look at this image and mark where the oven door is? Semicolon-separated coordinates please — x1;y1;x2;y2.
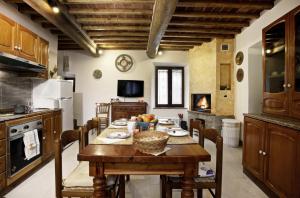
7;129;43;176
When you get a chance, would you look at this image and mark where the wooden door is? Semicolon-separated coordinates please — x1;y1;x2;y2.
262;16;289;116
53;110;62;140
0;14;17;55
243;117;266;181
264;123;299;197
17;25;38;62
42;113;53;160
38;38;49;67
289;6;300;118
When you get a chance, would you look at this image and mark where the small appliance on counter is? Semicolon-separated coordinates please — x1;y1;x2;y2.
32;79;74;131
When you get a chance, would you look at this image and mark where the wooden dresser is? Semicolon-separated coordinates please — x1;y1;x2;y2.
111;102;147;121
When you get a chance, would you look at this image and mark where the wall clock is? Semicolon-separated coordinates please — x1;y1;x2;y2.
236;68;244;82
115;54;133;72
235;51;244;65
93;69;102;79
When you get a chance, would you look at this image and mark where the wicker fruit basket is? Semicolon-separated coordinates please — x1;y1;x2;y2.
133;131;169;153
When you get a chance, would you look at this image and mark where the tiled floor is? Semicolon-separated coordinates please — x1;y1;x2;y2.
4;134;267;198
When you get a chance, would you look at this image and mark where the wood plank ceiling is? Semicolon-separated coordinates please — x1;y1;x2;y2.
7;0;275;55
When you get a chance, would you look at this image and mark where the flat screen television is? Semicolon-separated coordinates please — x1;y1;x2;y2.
117;80;144;97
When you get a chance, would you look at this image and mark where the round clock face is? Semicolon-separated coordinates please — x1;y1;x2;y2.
235;51;244;65
93;69;102;79
115;54;133;72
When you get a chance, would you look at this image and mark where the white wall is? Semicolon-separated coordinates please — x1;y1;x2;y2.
58;50;188;124
248;42;263;114
234;0;300;123
0;1;58;71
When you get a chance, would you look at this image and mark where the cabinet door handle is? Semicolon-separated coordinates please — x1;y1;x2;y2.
259;150;263;154
43;137;46;140
53;131;56;134
18;46;21;51
14;45;18;50
287;83;291;88
262;152;267;156
283;84;286;88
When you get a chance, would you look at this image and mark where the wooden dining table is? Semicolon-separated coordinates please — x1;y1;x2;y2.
77;125;211;198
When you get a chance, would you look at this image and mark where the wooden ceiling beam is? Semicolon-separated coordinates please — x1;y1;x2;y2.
94;41;147;45
164;33;234;39
88;32;148;37
160;43;194;47
60;0;154;4
92;37;148;41
68;8;153;16
147;0;177;58
82;25;149;31
23;0;99;56
166;27;240;34
161;38;210;43
76;18;151;24
173;11;259;19
170;21;248;28
177;1;274;9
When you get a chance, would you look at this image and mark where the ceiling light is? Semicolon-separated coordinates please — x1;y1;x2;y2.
52;6;60;14
48;0;60;14
158;51;163;56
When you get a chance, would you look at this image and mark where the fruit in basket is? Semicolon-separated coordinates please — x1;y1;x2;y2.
150;119;158;123
137;114;156;122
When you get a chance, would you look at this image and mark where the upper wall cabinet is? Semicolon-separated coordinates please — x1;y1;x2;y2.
0;14;17;55
263;6;300;119
17;25;39;63
0;13;49;68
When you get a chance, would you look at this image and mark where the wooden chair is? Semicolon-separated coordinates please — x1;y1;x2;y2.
95;103;110;134
162;120;223;198
54;127;119;198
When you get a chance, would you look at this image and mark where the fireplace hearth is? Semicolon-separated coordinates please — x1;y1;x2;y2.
191;94;211;113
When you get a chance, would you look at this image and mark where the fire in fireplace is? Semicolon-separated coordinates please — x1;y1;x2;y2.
191;94;211;112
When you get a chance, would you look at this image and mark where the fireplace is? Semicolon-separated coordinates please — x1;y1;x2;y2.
191;94;211;113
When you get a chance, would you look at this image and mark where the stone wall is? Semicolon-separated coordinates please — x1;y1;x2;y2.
188;38;234;116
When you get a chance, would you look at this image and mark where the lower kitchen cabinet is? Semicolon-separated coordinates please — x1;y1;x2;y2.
42;113;54;160
243;115;300;198
53;110;62;140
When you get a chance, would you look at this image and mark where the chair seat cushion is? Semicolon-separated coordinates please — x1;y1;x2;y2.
63;161;116;189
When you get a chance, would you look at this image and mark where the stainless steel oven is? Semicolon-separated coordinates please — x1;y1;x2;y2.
7;119;43;177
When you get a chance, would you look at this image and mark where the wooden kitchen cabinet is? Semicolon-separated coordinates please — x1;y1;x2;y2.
0;14;17;55
264;124;299;197
262;5;300;119
42;113;54;160
53;110;62;140
243;116;300;197
243;117;265;181
17;25;39;63
0;13;49;69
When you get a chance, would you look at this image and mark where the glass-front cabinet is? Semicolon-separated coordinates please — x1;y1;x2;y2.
262;5;300;118
291;8;300;118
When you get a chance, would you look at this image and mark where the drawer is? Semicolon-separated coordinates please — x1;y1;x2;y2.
0;156;5;173
0;172;5;191
0;123;5;139
0;140;6;156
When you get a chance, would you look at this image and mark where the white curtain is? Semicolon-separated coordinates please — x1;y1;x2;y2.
172;69;182;104
157;70;168;104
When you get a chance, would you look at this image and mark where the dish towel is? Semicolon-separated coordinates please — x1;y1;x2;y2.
23;129;40;160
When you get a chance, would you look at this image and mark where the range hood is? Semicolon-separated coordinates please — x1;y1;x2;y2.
0;52;46;73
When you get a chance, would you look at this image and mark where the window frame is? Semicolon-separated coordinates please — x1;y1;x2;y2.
155;66;184;108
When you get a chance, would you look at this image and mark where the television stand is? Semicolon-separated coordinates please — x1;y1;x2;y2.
111;102;147;121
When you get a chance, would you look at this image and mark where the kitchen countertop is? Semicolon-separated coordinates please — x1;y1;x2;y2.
0;108;61;122
244;113;300;131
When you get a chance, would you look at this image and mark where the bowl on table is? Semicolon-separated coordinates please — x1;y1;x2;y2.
133;131;169;153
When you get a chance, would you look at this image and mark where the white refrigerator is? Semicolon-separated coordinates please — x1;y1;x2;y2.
32;79;74;131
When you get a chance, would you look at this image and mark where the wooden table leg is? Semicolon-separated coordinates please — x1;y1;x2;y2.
181;164;194;198
119;175;125;198
91;162;106;198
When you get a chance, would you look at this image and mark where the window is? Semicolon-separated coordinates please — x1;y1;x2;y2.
155;67;184;107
